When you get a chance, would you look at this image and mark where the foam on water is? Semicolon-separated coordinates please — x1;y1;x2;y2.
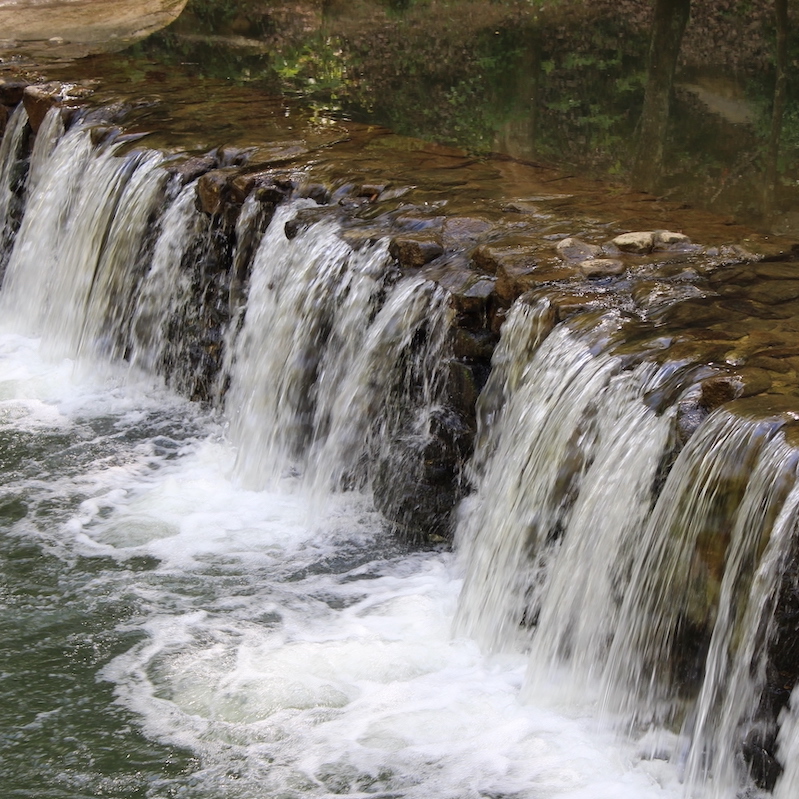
0;330;692;799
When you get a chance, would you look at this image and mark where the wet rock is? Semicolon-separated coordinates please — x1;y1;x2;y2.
754;262;799;280
490;254;578;304
378;186;412;202
631;281;705;310
734;367;774;397
430;266;495;319
699;376;742;411
394;214;445;233
298;182;331;204
612;231;655;254
556;237;601;261
748;356;792;374
230;170;293;205
389;235;443;269
196;168;239;216
358;183;386;199
171;154;219;185
442;216;493;249
746;280;799;305
451;329;496;360
654;230;692;249
0;104;7;139
676;399;708;445
0;78;27;106
473;240;537;275
371;405;473;542
579;258;625;277
551;291;613;321
22;82;63;133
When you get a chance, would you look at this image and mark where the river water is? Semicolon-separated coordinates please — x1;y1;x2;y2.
3;77;799;797
0;329;696;798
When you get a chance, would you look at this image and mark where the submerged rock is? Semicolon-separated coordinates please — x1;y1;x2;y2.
556;236;601;261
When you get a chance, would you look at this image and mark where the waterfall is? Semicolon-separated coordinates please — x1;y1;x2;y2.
225;202;452;497
455;292;799;796
454;306;666;654
0;103;30;271
128;180;202;372
5;92;799;798
776;687;799;798
0;117;167;359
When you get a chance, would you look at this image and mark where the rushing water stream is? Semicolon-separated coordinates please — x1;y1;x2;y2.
2;95;799;799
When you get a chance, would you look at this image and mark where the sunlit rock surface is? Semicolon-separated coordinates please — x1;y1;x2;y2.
0;0;188;57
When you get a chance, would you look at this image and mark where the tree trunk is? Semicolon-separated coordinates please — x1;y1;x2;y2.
763;0;789;219
632;0;691;193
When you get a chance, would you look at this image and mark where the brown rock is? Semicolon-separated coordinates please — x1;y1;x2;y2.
579;258;625;277
0;79;27;106
389;235;443;269
196;168;238;215
612;231;655;254
22;82;63;133
0;104;7;139
699;376;742;411
556;237;601;261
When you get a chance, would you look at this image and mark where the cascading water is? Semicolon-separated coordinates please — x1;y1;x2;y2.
0;112;168;360
455;292;799;797
0;104;30;269
226;201;452;507
3;94;799;799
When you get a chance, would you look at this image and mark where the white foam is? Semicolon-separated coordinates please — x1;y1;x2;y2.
0;330;693;799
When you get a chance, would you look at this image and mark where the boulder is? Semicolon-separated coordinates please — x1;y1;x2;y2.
579;258;625;277
0;79;28;106
389;235;443;269
612;231;656;254
655;230;692;249
196;168;238;216
22;82;63;133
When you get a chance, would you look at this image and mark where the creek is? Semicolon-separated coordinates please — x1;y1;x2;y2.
1;46;799;799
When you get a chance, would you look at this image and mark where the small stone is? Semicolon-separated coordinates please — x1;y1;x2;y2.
580;258;625;277
612;231;655;254
556;237;601;261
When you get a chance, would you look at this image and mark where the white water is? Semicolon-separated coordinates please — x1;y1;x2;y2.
0;331;693;799
0;120;167;359
3;101;799;799
226;202;452;499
